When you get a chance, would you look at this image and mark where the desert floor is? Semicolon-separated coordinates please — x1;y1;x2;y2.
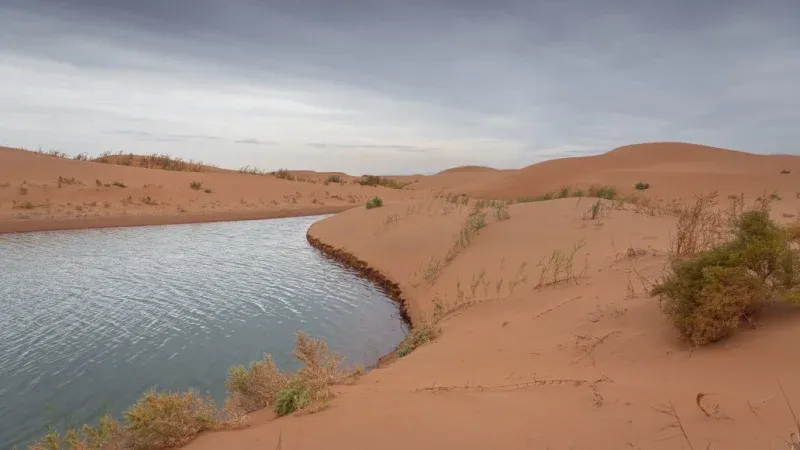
3;142;800;449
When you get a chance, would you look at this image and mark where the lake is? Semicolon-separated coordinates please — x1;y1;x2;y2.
0;216;407;448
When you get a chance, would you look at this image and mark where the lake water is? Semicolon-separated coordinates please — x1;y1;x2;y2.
0;216;407;448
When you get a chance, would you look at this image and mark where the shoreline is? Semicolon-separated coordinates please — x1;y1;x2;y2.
306;231;414;366
0;205;354;234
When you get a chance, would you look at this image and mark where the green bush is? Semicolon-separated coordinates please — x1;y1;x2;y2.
654;210;800;345
366;196;384;209
274;385;309;416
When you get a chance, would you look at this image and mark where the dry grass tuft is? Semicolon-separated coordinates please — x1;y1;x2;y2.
57;176;82;188
534;239;588;289
124;389;242;449
225;355;288;413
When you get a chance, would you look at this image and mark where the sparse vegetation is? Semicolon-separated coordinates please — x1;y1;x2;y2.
635;181;650;190
653;196;800;345
12;200;36;210
781;169;792;174
57;176;81;188
366;196;384;209
18;185;28;195
358;175;408;189
272;169;295;181
140;196;158;206
31;331;351;448
324;175;342;184
493;203;510;221
534;239;588;289
516;184;617;203
189;181;204;190
92;152;208;172
111;181;127;188
239;166;269;176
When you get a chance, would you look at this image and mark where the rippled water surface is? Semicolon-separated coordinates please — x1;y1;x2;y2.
0;216;407;447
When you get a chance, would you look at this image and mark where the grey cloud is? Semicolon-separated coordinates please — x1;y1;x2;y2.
109;130;219;142
305;143;437;153
1;0;799;173
234;138;277;146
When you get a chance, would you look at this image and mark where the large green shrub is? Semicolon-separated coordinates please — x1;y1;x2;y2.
654;210;800;345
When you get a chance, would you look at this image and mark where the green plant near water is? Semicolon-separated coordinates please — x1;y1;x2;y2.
653;207;800;345
366;196;384;209
30;332;351;449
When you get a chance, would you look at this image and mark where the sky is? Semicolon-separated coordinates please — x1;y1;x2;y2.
0;0;798;174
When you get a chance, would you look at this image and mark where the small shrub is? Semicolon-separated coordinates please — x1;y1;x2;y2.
18;186;28;195
95;179;103;187
124;389;233;449
12;200;35;209
272;169;295;180
635;181;650;190
781;169;791;174
226;355;288;413
274;385;309;416
493;203;510;221
587;200;603;220
204;188;213;194
366;196;384;209
111;181;127;188
189;181;204;190
57;176;80;188
467;210;487;231
140;196;158;206
324;175;342;184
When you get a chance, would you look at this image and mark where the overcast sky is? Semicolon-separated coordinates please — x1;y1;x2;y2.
1;0;798;173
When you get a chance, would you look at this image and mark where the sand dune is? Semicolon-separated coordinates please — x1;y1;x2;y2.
4;142;800;449
465;142;800;200
0;147;422;233
436;165;499;174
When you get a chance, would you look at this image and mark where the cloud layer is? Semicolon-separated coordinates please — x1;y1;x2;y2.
1;0;798;173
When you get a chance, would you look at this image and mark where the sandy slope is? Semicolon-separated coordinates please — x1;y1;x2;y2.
0;147;422;233
184;143;800;450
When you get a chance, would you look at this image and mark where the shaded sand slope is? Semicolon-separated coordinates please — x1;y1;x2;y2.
417;142;800;200
188;197;800;450
0;147;422;233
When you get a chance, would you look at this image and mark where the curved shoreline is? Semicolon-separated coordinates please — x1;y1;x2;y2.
306;230;413;366
0;206;354;234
